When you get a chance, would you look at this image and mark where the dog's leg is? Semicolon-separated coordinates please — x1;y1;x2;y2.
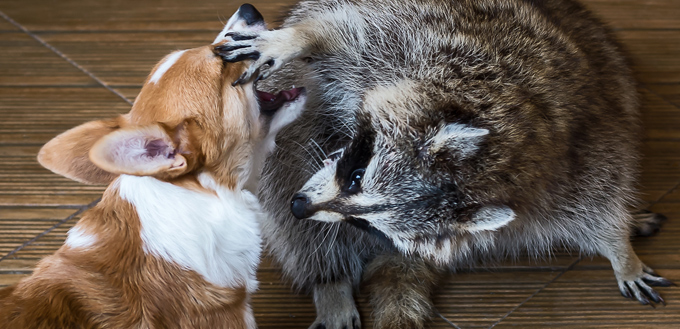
310;280;361;329
364;253;443;329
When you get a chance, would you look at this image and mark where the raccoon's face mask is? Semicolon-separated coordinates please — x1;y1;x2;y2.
291;120;516;262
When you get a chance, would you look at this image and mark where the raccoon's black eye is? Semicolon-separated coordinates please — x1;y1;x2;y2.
347;168;365;194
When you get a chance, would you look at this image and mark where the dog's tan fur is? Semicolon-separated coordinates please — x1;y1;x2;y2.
0;11;286;325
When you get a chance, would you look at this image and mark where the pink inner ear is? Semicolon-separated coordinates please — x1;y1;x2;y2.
90;125;179;176
146;139;175;158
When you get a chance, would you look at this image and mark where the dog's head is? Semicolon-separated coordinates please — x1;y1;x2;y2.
38;4;305;190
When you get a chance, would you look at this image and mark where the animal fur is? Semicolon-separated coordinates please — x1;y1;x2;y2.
0;5;305;328
217;0;673;328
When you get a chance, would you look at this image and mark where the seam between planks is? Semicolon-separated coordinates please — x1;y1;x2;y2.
0;9;134;106
0;10;127;264
487;257;583;329
0;198;100;262
435;309;462;329
641;82;680;114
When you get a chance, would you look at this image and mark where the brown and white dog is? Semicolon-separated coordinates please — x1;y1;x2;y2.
0;5;305;329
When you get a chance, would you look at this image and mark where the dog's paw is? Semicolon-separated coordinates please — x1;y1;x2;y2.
308;310;361;329
215;28;304;85
617;266;675;306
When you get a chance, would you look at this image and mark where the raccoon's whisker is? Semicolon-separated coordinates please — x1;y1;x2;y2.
216;13;227;26
310;139;328;159
312;223;336;255
306;141;326;165
324;223;342;257
288;140;323;172
294;140;321;165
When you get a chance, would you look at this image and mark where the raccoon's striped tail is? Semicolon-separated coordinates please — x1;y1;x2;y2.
632;209;667;237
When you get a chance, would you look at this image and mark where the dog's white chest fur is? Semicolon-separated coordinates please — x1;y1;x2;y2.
117;174;262;292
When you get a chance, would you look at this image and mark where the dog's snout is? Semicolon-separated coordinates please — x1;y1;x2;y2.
237;4;264;26
291;193;313;219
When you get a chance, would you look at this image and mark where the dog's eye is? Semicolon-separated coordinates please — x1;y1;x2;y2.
347;168;365;194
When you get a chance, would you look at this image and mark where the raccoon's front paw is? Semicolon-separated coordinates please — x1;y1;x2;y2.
617;266;675;306
215;28;304;85
310;280;361;329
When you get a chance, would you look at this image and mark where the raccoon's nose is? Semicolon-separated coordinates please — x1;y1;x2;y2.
291;193;313;219
237;3;264;26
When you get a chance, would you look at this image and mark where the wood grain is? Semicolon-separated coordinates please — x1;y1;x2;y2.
0;33;97;86
583;0;680;30
0;87;129;145
0;0;290;32
0;0;679;328
0;15;19;32
37;31;217;87
619;30;680;84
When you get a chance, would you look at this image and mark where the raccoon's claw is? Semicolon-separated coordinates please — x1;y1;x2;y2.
216;28;304;85
618;273;672;306
224;31;258;41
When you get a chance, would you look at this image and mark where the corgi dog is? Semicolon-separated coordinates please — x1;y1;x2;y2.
0;4;305;329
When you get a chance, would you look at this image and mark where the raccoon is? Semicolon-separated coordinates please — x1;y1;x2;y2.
216;0;673;328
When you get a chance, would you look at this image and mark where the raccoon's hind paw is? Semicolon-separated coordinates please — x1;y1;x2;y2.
215;28;303;85
632;210;667;237
617;269;674;306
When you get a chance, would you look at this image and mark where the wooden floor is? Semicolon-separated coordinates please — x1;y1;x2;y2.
0;0;679;328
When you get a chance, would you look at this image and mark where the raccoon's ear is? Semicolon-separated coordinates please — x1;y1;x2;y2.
458;205;516;232
428;123;488;158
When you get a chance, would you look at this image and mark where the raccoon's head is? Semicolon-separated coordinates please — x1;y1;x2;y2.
290;112;516;263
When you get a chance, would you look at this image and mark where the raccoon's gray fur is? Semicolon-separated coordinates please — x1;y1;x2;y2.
217;0;673;328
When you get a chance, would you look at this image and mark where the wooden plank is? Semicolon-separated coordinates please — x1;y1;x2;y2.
0;147;105;206
114;86;141;104
639;140;680;203
646;83;680;110
0;0;291;32
37;31;216;86
0;16;19;32
0;33;96;86
640;88;680;140
3;219;76;260
0;87;130;145
0;207;80;256
617;30;680;84
4;0;677;33
582;0;680;30
494;269;680;328
432;271;563;328
0;273;29;287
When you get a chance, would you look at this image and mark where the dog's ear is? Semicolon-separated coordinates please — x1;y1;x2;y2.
38;116;128;185
89;123;189;178
427;123;488;159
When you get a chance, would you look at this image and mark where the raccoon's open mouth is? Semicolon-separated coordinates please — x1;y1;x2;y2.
256;87;305;115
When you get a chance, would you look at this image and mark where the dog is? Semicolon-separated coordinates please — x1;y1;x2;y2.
216;0;674;328
0;4;304;328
